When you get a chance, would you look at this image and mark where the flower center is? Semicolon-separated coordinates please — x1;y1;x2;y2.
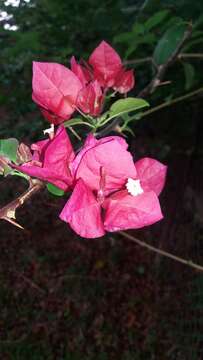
126;178;144;196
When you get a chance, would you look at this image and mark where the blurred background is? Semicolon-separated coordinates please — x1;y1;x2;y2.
0;0;203;359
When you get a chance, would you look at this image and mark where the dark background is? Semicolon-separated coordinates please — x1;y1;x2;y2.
0;0;203;359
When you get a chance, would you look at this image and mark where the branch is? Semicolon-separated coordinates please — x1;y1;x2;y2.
138;23;193;98
120;231;203;272
96;86;203;137
0;179;44;229
124;53;203;67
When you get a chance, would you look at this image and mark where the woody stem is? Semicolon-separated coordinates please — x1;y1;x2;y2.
119;231;203;272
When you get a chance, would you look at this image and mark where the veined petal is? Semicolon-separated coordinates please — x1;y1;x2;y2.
59;179;105;238
135;157;167;196
89;41;122;87
103;190;163;232
32;62;82;121
72;136;137;193
14;126;74;191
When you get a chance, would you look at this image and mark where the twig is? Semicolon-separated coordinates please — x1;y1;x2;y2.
138;23;193;98
120;231;203;272
96;86;203;137
0;179;44;228
124;53;203;66
141;86;203;118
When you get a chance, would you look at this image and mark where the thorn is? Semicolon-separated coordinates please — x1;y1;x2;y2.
3;216;24;230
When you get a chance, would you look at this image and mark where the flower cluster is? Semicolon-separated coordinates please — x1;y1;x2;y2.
15;126;167;238
32;41;134;124
11;41;167;238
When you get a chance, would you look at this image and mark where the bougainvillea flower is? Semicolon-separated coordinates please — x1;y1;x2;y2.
14;126;74;191
70;56;91;86
60;133;167;238
60;178;105;238
89;40;123;88
70;134;137;193
32;62;82;124
113;69;135;94
77;80;104;116
88;41;135;93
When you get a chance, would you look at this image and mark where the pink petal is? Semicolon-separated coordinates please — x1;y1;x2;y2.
77;80;103;116
114;69;135;94
103;190;163;232
73;136;137;193
59;179;105;238
70;134;128;177
15;126;74;191
135;157;167;196
70;56;90;86
89;41;122;87
32;62;82;121
40;108;66;125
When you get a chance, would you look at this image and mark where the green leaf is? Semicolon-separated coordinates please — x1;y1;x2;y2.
183;62;195;90
144;10;170;32
153;22;188;65
109;98;149;119
46;183;65;196
63;118;95;128
0;138;19;162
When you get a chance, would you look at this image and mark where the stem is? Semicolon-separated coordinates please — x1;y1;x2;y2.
120;231;203;272
0;179;44;228
123;53;203;67
141;87;203;118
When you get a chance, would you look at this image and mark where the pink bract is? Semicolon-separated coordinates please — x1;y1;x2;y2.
60;133;167;238
32;62;82;124
77;80;104;116
88;41;135;93
89;40;122;87
14;126;74;191
71;134;137;193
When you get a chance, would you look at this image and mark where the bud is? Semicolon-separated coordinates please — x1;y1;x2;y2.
16;143;32;165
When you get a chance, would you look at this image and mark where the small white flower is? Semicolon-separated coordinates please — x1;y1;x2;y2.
126;178;144;196
43;124;55;138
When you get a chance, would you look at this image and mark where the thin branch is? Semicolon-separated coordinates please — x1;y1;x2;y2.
0;179;45;228
124;53;203;66
141;86;203;118
96;86;203;137
120;231;203;272
138;23;193;98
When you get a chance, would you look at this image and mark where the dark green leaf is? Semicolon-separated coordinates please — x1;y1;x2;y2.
46;183;65;196
183;62;195;90
0;138;19;162
144;10;170;32
153;22;188;65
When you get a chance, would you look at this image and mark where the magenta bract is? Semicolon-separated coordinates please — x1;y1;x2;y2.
32;62;82;124
60;134;167;238
14;127;74;191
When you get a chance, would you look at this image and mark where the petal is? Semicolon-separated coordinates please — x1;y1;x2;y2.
32;62;82;120
15;126;74;191
70;56;90;86
114;69;135;94
135;157;167;196
77;80;104;116
103;190;163;232
73;136;137;193
89;41;122;87
59;179;105;238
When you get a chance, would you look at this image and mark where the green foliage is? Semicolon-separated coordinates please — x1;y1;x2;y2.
46;183;65;196
0;138;19;162
153;22;189;65
108;97;149;119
